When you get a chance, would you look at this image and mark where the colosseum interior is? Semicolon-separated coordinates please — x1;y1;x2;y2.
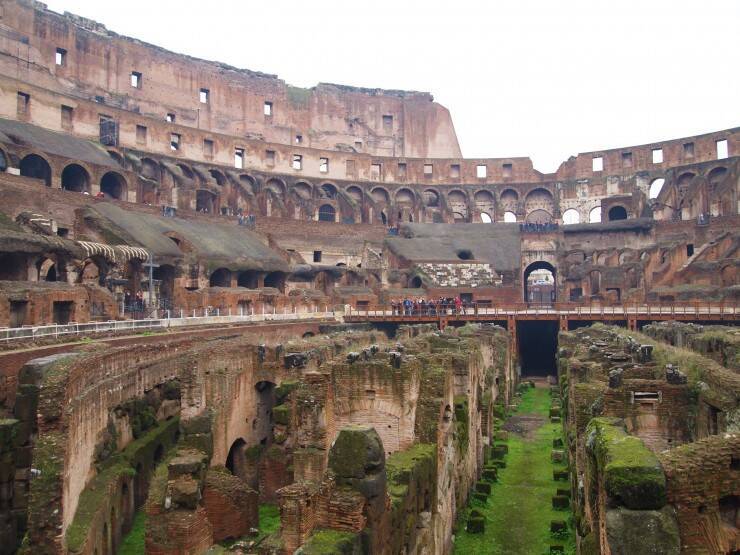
0;1;736;554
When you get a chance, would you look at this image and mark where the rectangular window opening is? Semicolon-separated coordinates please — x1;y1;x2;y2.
136;124;147;144
592;156;604;172
199;88;209;104
652;148;663;164
295;134;303;144
397;162;407;179
371;163;382;180
382;114;393;131
450;164;460;178
166;112;175;123
476;164;487;178
423;163;433;176
266;150;275;166
622;152;633;167
683;142;694;157
354;140;362;151
55;47;66;66
17;92;29;115
313;250;322;263
633;391;661;402
234;148;245;169
130;71;142;88
61;105;73;129
170;133;181;151
292;154;302;170
203;139;214;157
319;157;329;173
346;159;356;177
686;243;694;257
264;101;273;116
502;163;513;178
716;139;728;159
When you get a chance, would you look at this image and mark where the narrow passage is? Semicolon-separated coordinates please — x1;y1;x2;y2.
454;384;575;554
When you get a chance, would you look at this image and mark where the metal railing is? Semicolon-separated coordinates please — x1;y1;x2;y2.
345;301;739;319
0;308;336;343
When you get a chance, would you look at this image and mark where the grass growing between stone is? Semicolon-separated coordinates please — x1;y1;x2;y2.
258;503;281;535
118;510;146;555
454;386;576;555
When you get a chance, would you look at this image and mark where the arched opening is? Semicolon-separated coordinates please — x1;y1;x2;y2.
293;181;313;200
209;268;231;287
153;444;164;464
457;250;474;260
61;164;90;193
589;206;602;223
254;380;277;446
80;258;108;286
102;522;109;555
320;183;337;199
239;174;256;194
226;438;249;481
525;209;553;224
141;158;160;181
37;257;58;282
264;271;286;292
152;264;175;306
395;188;415;205
346;186;363;202
177;164;195;179
409;276;423;288
100;171;127;200
0;253;29;280
423;189;439;207
19;154;51;186
265;178;285;196
237;270;259;288
318;204;336;222
209;169;227;186
503;211;517;223
480;212;492;223
608;205;628;221
380;211;388;225
562;208;580;225
523;261;556;305
707;167;728;187
196;189;216;213
649;178;665;199
371;187;390;204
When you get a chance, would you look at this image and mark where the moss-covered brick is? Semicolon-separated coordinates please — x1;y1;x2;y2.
586;417;666;510
273;404;291;426
275;380;300;403
475;481;491;495
65;417;180;553
385;443;435;508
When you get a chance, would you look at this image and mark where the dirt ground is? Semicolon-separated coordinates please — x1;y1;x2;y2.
502;414;546;439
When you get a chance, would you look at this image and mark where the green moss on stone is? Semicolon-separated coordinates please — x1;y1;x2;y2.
273;404;291;425
586;417;666;510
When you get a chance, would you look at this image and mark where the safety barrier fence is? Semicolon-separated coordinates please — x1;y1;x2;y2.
0;309;336;343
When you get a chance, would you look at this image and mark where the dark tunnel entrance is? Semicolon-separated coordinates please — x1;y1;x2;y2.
517;320;558;377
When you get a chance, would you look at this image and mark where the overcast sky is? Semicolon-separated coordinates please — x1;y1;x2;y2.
45;0;739;172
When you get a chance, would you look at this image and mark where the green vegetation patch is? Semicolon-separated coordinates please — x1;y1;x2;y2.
454;386;576;555
301;528;359;554
117;511;146;555
258;503;281;535
385;443;436;508
273;404;291;425
586;417;666;510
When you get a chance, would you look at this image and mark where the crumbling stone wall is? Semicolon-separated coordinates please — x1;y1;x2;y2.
559;323;740;555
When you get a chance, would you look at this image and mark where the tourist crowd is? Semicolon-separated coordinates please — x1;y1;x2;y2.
391;296;470;316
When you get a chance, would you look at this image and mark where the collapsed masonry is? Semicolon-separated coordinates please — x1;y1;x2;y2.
0;322;515;554
557;323;740;554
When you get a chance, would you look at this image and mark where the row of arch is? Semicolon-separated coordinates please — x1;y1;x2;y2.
18;153;128;199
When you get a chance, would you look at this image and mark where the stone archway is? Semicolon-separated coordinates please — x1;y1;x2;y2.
523;261;556;304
